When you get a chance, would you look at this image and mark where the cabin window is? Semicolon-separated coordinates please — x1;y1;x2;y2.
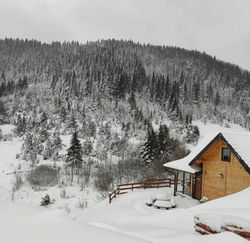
221;148;231;162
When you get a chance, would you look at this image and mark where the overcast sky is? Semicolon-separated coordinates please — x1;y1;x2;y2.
0;0;250;70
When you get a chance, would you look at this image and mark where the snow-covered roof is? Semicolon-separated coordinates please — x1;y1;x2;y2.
164;131;250;174
222;132;250;170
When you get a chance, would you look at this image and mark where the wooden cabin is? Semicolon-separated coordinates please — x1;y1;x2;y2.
164;132;250;201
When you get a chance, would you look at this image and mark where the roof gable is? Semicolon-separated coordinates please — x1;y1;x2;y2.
189;133;250;174
219;133;250;174
164;131;250;174
188;133;222;166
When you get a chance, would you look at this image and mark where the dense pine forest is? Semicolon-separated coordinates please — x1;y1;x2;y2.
0;38;249;189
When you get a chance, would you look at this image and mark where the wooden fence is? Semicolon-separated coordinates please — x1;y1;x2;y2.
194;215;250;240
109;178;174;204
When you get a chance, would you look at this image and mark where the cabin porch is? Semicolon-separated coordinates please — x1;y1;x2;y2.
173;169;202;200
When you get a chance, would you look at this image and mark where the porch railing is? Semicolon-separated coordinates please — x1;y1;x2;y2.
109;178;174;204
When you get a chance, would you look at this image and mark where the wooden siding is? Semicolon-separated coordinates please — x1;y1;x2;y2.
194;138;250;201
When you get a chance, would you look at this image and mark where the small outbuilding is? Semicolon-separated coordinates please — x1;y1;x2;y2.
164;132;250;201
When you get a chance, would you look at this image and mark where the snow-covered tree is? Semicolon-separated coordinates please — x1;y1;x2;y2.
65;132;83;183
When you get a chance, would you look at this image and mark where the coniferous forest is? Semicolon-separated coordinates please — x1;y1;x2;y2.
0;38;249;188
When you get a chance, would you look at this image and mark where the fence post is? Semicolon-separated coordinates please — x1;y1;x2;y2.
109;192;112;204
132;184;134;191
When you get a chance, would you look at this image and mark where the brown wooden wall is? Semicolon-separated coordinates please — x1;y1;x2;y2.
194;138;250;201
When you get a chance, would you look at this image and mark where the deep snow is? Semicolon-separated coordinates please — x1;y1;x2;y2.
0;122;250;242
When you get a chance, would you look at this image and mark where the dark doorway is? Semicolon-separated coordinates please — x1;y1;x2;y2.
193;172;202;200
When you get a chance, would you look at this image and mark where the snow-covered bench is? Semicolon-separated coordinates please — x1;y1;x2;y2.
153;200;172;210
146;193;176;209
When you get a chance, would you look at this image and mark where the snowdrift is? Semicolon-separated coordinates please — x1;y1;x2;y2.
192;187;250;240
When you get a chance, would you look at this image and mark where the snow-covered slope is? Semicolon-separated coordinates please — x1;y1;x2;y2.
1;187;249;243
190;187;250;219
0;200;149;243
76;187;249;243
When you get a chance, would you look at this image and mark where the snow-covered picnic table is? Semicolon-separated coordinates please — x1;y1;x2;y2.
146;193;176;209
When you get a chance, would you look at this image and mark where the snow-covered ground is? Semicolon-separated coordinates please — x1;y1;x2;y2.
76;187;250;243
193;120;248;138
1;187;249;243
0;121;249;242
0;199;148;243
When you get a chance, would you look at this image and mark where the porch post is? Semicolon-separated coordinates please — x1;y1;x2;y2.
190;174;193;197
182;172;185;194
174;170;178;196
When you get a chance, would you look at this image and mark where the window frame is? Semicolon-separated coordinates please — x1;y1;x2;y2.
221;147;231;162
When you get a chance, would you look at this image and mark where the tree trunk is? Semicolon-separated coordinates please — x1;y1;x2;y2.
71;166;74;185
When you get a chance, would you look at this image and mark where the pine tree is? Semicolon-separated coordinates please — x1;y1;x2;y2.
67;113;78;133
179;71;185;85
157;124;170;161
82;139;93;156
50;75;58;94
1;70;6;81
183;82;188;104
192;82;200;102
141;125;158;163
0;100;7;123
15;115;26;136
215;91;220;107
65;132;83;183
128;91;137;110
43;138;53;160
22;132;38;166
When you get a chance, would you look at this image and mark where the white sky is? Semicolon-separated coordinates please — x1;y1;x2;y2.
0;0;250;70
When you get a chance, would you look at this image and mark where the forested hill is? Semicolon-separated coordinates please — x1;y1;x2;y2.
0;38;249;129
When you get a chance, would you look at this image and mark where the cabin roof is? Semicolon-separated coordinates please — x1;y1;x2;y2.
164;131;250;174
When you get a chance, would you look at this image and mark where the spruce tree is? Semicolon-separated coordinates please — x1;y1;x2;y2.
157;124;170;161
65;132;83;183
141;125;158;163
0;100;7;123
215;91;220;107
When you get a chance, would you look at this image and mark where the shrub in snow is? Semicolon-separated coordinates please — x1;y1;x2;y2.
27;164;59;187
13;174;23;191
64;204;71;214
78;198;88;209
94;164;113;192
40;194;51;206
81;158;93;186
0;128;3;140
79;179;85;191
60;188;67;198
223;121;231;128
184;125;200;145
